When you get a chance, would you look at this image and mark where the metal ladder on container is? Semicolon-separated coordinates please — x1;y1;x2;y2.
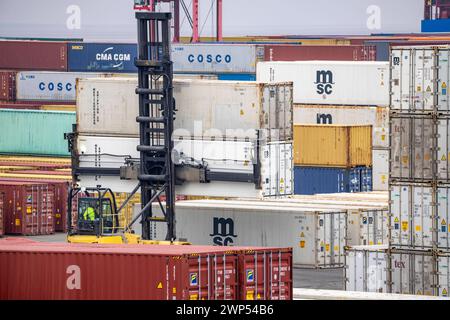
134;11;177;241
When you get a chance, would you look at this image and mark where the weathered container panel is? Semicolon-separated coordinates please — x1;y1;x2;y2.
0;71;16;101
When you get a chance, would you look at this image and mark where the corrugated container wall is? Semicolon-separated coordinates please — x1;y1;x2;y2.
0;41;68;71
172;43;264;74
0;109;75;156
76;78;293;142
293;125;372;167
293;104;389;149
256;61;390;106
15;71;128;102
264;45;376;62
0;182;54;235
0;192;4;236
146;200;347;268
372;149;389;191
0;71;16;101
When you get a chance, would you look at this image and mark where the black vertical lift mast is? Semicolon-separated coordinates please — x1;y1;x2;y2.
135;11;176;241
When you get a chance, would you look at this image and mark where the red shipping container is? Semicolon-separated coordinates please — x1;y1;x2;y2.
0;103;42;110
0;181;55;235
0;192;4;236
264;44;376;62
0;71;16;101
0;240;239;300
234;247;293;300
0;41;68;71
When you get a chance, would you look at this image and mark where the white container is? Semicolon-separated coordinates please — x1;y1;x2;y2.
256;61;390;106
142;199;347;268
172;43;263;74
15;71;122;101
75;135;293;198
293;104;389;148
76;77;293;141
390;183;450;250
437;253;450;297
372;148;389;191
345;245;389;293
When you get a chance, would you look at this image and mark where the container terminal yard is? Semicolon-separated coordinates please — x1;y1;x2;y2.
1;0;450;306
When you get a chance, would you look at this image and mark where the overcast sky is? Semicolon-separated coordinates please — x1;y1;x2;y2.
0;0;424;41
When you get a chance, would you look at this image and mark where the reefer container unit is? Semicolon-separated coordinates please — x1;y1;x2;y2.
146;200;347;268
74;135;293;198
293;104;389;149
0;181;54;235
0;109;75;156
68;43;138;73
76;77;293;142
15;71;120;102
0;192;3;236
345;246;436;295
0;71;16;101
293;125;372;167
256;61;390;106
373;148;389;191
390;46;450;112
0;241;241;300
390;183;450;250
264;45;376;62
0;41;67;71
293;166;372;195
172;43;264;74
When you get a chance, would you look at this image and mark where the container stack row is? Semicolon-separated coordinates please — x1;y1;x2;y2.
256;61;391;193
344;46;450;298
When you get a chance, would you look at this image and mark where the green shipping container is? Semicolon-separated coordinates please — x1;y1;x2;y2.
0;109;75;156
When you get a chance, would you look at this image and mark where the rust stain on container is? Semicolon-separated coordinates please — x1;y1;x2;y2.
0;41;68;71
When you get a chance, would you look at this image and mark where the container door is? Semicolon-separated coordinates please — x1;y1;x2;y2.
267;250;292;300
376;210;389;245
345;251;363;291
413;186;434;248
437;118;450;181
367;251;388;293
238;252;267;300
413;49;435;112
390;251;411;294
390;49;412;111
261;142;293;197
390;185;410;247
413;117;434;180
261;84;293;142
438;49;450;112
316;213;327;267
437;186;450;249
333;212;346;267
390;117;411;180
437;255;450;297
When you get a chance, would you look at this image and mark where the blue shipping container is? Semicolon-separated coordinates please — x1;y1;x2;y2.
68;43;138;73
294;166;372;195
217;73;256;81
422;19;450;33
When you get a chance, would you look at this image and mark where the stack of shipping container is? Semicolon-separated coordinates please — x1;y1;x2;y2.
345;45;450;297
257;61;390;194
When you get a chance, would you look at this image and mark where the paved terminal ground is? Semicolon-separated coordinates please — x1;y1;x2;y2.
5;234;345;290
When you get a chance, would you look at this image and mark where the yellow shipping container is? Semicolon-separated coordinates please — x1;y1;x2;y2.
40;105;76;112
293;124;372;167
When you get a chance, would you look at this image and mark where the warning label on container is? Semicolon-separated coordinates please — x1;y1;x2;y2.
394;217;400;230
300;241;305;248
442;154;447;161
426;85;432;92
246;290;254;300
402;221;408;231
300;232;305;238
325;244;330;252
417;86;422;92
443;288;448;296
157;282;163;289
416;225;421;232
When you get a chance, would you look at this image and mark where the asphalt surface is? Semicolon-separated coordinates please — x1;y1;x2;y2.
5;233;345;290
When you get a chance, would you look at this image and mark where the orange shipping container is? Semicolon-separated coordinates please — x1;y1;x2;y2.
293;124;372;167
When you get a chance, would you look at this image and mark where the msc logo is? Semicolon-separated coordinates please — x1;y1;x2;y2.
315;70;334;96
393;57;400;66
210;217;237;245
316;113;332;124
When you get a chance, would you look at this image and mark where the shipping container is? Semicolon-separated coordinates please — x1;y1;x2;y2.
0;192;3;236
217;73;256;81
293;166;369;195
372;148;389;191
0;241;241;300
39;104;76;112
263;45;376;62
172;43;264;74
0;71;16;101
437;252;450;297
390;114;434;182
144;200;347;268
293;125;372;167
76;77;293;142
0;109;75;156
0;40;67;71
53;182;69;232
0;103;42;110
293;104;389;148
390;47;450;112
75;135;293;198
15;71;126;102
68;43;138;73
0;181;54;235
256;61;390;106
390;183;450;250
